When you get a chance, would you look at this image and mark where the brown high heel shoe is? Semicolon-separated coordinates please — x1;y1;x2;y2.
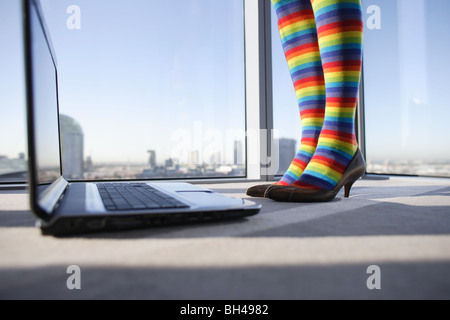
265;148;366;202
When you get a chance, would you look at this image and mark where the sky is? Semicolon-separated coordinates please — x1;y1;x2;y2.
43;0;246;165
1;0;450;168
1;0;246;165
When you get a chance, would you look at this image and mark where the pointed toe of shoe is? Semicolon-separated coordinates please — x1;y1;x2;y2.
246;184;274;197
264;185;298;201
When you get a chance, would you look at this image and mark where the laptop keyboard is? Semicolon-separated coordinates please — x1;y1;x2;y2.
96;183;189;211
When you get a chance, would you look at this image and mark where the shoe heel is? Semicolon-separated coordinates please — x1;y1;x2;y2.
344;181;355;198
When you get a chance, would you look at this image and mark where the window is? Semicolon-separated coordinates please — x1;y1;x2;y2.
363;0;450;177
270;2;302;176
0;0;27;183
2;0;449;185
270;0;450;178
36;0;247;180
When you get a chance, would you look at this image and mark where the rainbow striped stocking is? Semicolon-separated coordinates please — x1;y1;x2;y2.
292;0;364;190
272;0;326;186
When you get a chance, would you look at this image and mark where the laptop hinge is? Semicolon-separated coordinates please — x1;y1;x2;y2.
38;176;69;214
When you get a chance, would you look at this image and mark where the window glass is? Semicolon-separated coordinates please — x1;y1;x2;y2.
0;0;27;183
39;0;247;180
271;0;450;178
270;4;301;176
363;0;450;177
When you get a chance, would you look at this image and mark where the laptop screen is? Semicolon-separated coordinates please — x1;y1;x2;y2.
26;0;62;200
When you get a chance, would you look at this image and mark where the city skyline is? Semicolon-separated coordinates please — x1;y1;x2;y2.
58;114;251;180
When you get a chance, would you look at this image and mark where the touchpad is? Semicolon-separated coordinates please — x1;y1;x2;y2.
176;191;244;207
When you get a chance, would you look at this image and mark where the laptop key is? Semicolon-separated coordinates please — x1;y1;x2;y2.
111;200;131;210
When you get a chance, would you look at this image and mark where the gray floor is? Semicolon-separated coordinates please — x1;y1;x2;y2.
0;175;450;300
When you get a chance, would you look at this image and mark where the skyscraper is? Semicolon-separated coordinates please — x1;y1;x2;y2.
60;114;84;179
277;138;297;176
234;140;243;165
148;150;156;168
85;155;93;172
189;150;200;165
209;151;222;166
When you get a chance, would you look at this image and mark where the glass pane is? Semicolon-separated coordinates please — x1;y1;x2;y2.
0;0;27;183
363;0;450;177
39;0;246;180
270;3;301;176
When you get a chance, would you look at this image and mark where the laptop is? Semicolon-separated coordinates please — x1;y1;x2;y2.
22;0;261;236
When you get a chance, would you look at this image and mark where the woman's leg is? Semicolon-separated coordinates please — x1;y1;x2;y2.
292;0;364;191
272;0;326;186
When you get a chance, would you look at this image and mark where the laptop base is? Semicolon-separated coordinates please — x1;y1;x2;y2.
39;207;260;237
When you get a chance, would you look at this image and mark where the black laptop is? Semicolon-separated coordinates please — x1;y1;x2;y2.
23;0;261;236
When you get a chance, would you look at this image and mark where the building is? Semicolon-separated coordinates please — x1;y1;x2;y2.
209;151;222;166
165;158;174;168
277;138;297;175
59;114;84;179
85;155;93;172
189;150;200;165
234;140;244;165
148;150;156;168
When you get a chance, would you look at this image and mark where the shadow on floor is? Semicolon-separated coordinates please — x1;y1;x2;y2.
1;261;449;300
0;211;37;228
243;201;450;238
